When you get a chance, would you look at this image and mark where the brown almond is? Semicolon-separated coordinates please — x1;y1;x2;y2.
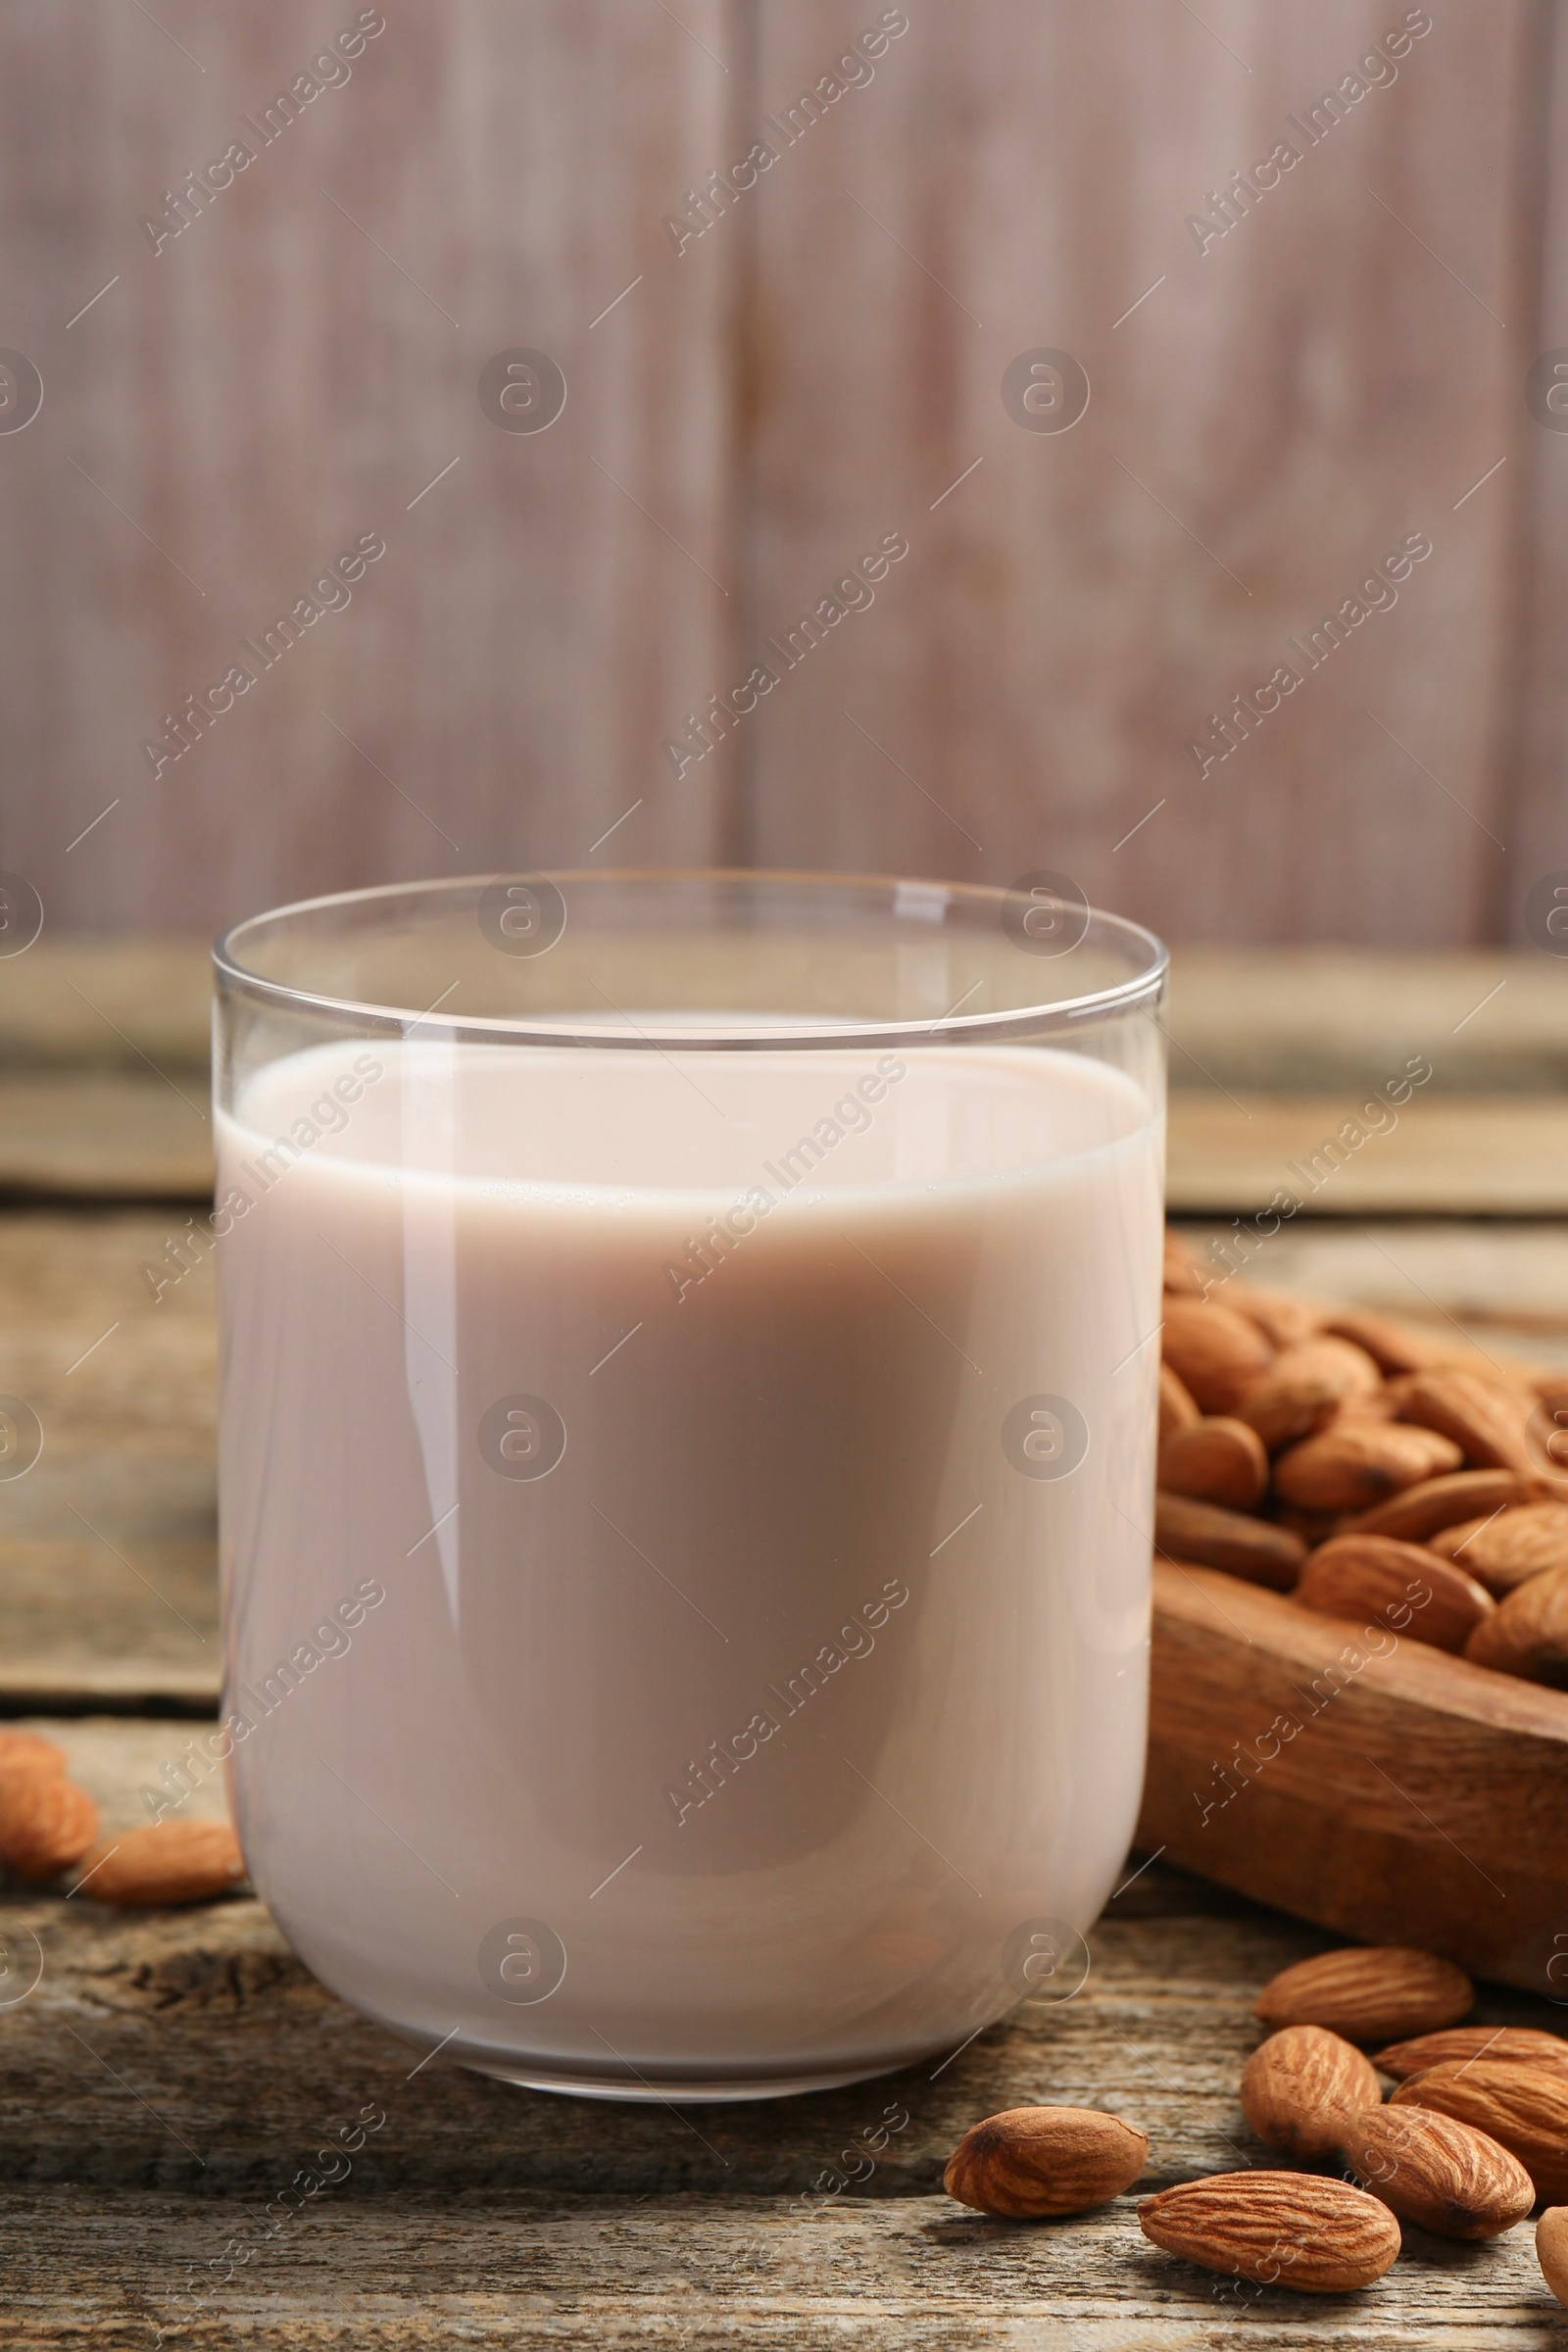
1156;1417;1268;1511
1153;1493;1305;1592
1163;1232;1205;1296
1273;1421;1463;1513
1463;1561;1568;1686
1338;2101;1534;2239
1255;1946;1473;2042
1158;1362;1200;1439
1432;1500;1568;1594
1295;1535;1494;1655
942;2105;1148;2218
1340;1468;1532;1544
78;1819;246;1907
0;1771;99;1883
1540;2207;1568;2307
1398;1367;1539;1480
1137;2171;1400;2292
0;1731;66;1776
1393;2059;1568;2203
1238;1338;1383;1452
1319;1306;1456;1375
1160;1298;1274;1415
1226;1284;1322;1350
1240;2026;1380;2157
1375;2025;1568;2080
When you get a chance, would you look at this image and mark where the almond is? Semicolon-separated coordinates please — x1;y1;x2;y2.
1161;1298;1274;1415
0;1770;99;1882
1164;1233;1205;1296
1158;1362;1200;1439
0;1731;66;1776
1295;1535;1494;1655
1464;1562;1568;1686
1238;1338;1383;1452
1319;1306;1457;1375
1153;1493;1305;1592
1156;1417;1269;1511
1240;2026;1380;2157
78;1819;246;1907
942;2105;1148;2218
1432;1501;1568;1593
1137;2171;1400;2292
1397;1368;1539;1481
1273;1421;1463;1513
1340;1468;1532;1544
1338;2101;1534;2239
1392;2059;1568;2203
1226;1284;1322;1351
1374;2025;1568;2080
1255;1946;1473;2042
1540;2207;1568;2307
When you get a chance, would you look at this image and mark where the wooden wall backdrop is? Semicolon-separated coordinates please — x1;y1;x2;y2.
0;0;1561;945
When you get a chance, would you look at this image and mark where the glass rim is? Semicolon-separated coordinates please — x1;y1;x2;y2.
213;869;1169;1052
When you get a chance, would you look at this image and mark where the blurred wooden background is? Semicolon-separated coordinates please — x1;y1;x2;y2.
1;0;1566;943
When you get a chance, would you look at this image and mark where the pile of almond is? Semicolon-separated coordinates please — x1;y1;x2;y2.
1157;1233;1568;1682
0;1730;245;1905
945;1943;1568;2303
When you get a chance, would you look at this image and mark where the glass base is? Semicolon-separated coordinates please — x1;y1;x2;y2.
459;2053;917;2103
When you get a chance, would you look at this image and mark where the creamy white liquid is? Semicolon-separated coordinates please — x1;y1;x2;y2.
217;1036;1161;2096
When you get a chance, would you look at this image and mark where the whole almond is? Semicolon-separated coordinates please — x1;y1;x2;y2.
0;1731;66;1776
78;1819;246;1907
1319;1307;1456;1375
1393;2060;1568;2203
1273;1422;1463;1513
943;2105;1148;2218
0;1771;99;1882
1161;1298;1274;1415
1164;1231;1204;1295
1158;1362;1200;1439
1295;1535;1494;1655
1375;2026;1568;2080
1338;2101;1534;2239
1398;1368;1539;1480
1433;1501;1568;1594
1238;1338;1383;1452
1464;1563;1568;1686
1540;2207;1568;2307
1240;2026;1380;2157
1226;1284;1322;1351
1341;1468;1532;1544
1255;1946;1473;2042
1137;2171;1400;2292
1153;1493;1305;1592
1157;1417;1269;1511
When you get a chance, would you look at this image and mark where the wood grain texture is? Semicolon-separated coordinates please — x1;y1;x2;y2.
742;0;1536;944
1167;1095;1568;1216
1140;1559;1568;1992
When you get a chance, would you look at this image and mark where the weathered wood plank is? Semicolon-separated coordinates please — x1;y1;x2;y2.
1167;1096;1568;1217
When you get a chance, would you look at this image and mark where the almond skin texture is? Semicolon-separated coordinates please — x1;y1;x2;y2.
1431;1501;1568;1593
1393;2060;1568;2203
1375;2025;1568;2080
1464;1562;1568;1686
1539;2207;1568;2307
1156;1417;1269;1511
1137;2171;1400;2292
79;1820;246;1907
1273;1422;1463;1513
1341;1468;1532;1544
1319;1307;1455;1375
1153;1493;1305;1592
1160;1298;1274;1415
1158;1363;1200;1439
1338;2101;1535;2239
1226;1284;1322;1351
1238;1339;1383;1452
1397;1367;1539;1481
1255;1946;1474;2042
942;2105;1148;2218
0;1771;99;1882
0;1731;66;1776
1240;2027;1380;2157
1295;1535;1494;1655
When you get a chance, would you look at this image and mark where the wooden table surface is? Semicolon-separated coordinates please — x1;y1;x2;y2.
5;943;1568;2346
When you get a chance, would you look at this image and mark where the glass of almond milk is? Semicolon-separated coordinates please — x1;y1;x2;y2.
213;873;1166;2100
